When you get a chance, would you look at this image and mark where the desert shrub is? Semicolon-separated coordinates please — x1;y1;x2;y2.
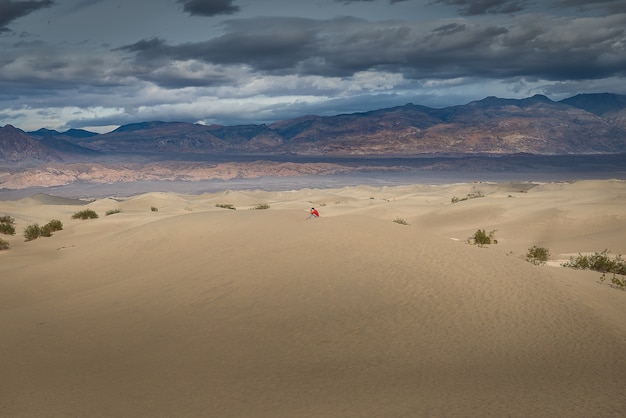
451;192;484;204
469;229;497;247
105;209;122;216
46;219;63;232
72;209;99;220
151;206;158;212
24;224;42;241
393;218;409;225
0;223;16;235
0;237;9;250
22;219;63;241
526;245;550;265
215;204;236;210
252;203;270;210
562;250;626;275
599;273;626;290
0;215;16;235
40;224;53;237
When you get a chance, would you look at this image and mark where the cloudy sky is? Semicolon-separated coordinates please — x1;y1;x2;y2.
1;0;625;133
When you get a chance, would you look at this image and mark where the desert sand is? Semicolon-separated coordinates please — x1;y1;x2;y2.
1;179;625;417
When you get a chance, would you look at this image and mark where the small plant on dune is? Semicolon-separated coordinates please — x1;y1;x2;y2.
251;203;270;210
468;229;497;247
215;203;236;210
0;237;9;250
0;215;16;235
526;245;550;265
23;219;63;241
72;209;99;220
563;250;626;290
46;219;63;232
24;224;42;241
40;223;54;237
451;192;484;204
0;224;16;235
393;218;409;225
562;250;626;275
105;209;122;216
599;273;626;290
151;206;158;212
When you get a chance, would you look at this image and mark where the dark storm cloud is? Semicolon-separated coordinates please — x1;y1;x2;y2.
433;0;528;15
115;13;626;85
336;0;410;3
558;0;626;13
177;0;239;17
0;0;55;32
117;17;321;73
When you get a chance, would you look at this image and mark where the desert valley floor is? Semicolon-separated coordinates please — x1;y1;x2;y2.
1;179;626;417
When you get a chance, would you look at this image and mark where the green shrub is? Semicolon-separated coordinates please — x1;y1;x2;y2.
0;215;16;235
526;245;550;265
0;223;16;235
72;209;99;220
215;204;236;210
151;206;158;212
469;229;497;247
393;218;409;225
24;224;42;241
252;203;270;210
46;219;63;232
0;237;9;250
105;209;122;216
40;224;53;237
451;192;484;204
562;250;626;275
600;273;626;289
22;219;63;241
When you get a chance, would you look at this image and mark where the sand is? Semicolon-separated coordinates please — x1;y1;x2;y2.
1;180;625;417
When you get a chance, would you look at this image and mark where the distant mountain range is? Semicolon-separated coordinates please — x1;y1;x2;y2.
2;93;626;165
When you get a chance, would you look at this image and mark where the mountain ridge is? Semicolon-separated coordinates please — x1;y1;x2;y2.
2;93;626;165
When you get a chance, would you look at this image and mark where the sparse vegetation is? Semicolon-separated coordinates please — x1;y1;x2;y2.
451;192;484;204
562;250;626;275
468;229;497;247
0;237;9;250
46;219;63;231
215;203;236;210
393;218;409;225
23;224;42;241
151;206;158;212
599;273;626;290
23;219;64;241
40;223;54;237
72;209;99;220
105;209;122;216
0;215;16;235
526;245;550;265
251;203;270;210
562;250;626;290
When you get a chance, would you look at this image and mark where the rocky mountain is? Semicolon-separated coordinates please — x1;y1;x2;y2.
0;125;99;164
28;127;99;139
2;93;626;165
560;93;626;118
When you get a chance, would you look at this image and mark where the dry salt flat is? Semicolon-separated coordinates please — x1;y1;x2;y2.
1;180;625;417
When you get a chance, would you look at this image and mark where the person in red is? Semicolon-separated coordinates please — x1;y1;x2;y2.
308;207;320;219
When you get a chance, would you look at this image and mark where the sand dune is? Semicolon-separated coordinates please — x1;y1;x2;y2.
1;180;625;417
